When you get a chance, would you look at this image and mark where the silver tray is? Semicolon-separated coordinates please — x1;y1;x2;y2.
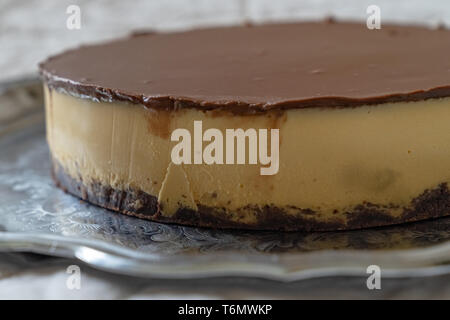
1;78;450;281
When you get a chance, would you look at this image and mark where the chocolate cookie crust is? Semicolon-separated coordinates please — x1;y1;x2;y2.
40;22;450;113
52;161;450;231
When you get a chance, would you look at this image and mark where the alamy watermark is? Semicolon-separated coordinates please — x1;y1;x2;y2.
366;265;381;290
66;5;81;30
367;5;381;29
171;121;279;175
66;265;81;290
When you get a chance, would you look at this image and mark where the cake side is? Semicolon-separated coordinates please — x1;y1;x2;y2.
44;88;450;231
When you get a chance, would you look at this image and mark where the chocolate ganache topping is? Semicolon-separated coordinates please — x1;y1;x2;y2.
40;21;450;113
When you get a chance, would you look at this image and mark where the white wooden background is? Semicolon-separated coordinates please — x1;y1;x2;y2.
1;0;450;81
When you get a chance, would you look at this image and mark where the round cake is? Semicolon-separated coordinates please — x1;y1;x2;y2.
39;21;450;231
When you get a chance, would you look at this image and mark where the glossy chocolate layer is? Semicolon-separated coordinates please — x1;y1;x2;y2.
40;21;450;111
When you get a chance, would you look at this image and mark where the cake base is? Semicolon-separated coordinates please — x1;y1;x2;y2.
52;160;450;232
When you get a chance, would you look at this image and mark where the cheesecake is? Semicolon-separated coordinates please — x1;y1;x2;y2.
39;21;450;231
